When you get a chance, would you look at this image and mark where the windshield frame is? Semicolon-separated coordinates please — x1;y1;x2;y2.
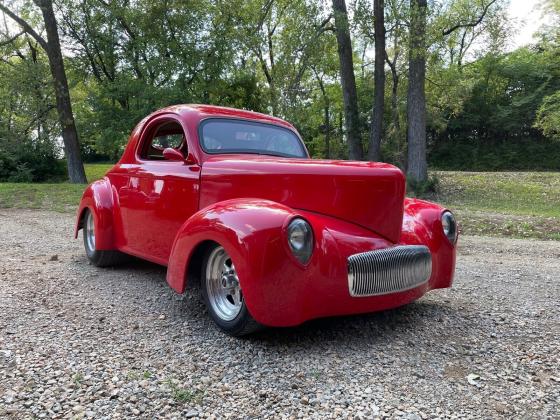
198;117;308;159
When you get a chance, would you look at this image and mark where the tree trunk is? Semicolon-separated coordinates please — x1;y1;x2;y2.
390;66;400;132
320;82;331;159
367;0;385;162
406;0;428;184
313;68;331;159
36;0;87;183
332;0;363;160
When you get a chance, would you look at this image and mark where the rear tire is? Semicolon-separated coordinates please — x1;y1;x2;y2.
82;209;126;267
201;244;262;336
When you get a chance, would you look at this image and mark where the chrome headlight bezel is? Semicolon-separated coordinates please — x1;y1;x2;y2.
441;211;458;245
286;217;314;264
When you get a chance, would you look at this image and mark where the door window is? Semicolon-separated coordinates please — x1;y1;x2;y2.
140;121;187;160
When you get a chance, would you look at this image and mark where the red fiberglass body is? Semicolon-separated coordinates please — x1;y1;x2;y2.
75;105;457;327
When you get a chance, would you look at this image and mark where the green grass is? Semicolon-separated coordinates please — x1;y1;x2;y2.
431;171;560;218
426;171;560;240
85;163;113;182
1;167;559;240
165;378;204;404
0;163;113;212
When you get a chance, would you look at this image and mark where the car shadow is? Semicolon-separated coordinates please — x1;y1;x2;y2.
247;300;459;346
79;256;461;346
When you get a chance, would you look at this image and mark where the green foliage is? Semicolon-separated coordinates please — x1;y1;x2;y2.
0;28;65;181
535;91;560;140
407;173;440;195
429;138;560;171
0;138;66;182
1;0;559;175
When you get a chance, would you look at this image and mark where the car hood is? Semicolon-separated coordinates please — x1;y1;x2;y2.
199;155;406;243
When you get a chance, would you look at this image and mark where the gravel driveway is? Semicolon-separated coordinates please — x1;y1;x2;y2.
1;209;559;419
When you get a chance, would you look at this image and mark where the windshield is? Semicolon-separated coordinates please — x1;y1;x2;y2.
200;119;307;158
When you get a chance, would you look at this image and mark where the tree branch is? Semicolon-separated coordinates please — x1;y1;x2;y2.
0;3;48;50
442;0;498;36
0;29;24;46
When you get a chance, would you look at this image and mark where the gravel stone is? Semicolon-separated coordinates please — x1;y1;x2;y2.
0;209;559;418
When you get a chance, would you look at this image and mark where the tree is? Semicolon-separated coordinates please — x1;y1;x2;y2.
367;0;385;161
332;0;363;160
0;0;87;183
406;0;428;183
406;0;501;183
384;0;406;164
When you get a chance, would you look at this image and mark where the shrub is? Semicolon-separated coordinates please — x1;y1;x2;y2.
429;138;560;171
0;139;66;182
407;173;440;196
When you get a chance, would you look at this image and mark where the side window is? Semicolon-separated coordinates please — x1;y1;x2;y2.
140;121;187;160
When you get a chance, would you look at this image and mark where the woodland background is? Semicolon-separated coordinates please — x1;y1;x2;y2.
0;0;559;188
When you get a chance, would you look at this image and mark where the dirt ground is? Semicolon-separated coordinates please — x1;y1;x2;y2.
1;209;559;419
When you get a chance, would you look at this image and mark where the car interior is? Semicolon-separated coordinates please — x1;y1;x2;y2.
140;121;187;160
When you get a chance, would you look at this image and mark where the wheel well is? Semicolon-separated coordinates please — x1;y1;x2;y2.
76;207;90;232
186;240;218;290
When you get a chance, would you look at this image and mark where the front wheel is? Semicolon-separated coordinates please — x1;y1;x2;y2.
83;209;126;267
201;245;262;336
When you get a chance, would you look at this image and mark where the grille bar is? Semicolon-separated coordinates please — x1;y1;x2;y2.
348;245;432;297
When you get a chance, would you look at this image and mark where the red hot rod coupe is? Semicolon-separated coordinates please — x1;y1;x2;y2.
75;105;457;336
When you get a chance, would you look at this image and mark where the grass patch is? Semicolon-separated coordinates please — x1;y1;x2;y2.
426;171;560;240
0;163;113;212
431;171;560;218
85;163;113;182
165;379;204;404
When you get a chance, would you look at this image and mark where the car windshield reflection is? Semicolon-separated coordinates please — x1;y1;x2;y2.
200;118;307;158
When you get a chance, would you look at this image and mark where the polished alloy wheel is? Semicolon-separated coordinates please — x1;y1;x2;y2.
85;211;96;253
205;246;243;321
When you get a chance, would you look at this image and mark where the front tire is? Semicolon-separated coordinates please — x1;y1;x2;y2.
201;245;262;336
82;209;126;267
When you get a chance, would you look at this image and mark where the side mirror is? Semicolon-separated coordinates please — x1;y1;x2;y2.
162;148;184;161
184;152;197;166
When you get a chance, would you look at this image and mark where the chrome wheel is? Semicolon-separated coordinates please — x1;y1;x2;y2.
85;211;95;253
205;246;243;321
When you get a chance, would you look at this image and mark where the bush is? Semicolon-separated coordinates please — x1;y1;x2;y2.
407;173;440;196
0;139;66;182
8;163;34;182
429;138;560;171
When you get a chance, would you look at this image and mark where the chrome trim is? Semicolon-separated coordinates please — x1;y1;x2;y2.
205;246;243;321
348;245;432;297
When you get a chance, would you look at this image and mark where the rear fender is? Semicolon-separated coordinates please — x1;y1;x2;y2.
74;178;116;250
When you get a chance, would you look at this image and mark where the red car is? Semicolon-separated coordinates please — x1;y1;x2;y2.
75;105;457;336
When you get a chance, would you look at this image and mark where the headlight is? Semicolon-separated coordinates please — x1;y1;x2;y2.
441;211;458;245
286;218;314;264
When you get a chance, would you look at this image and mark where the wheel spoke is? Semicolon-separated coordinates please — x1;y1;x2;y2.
206;246;243;321
85;212;95;252
232;287;241;306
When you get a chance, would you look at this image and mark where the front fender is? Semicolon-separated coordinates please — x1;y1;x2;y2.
400;197;457;289
167;198;304;322
74;178;116;250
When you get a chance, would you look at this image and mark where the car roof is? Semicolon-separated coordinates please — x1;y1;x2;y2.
156;104;295;130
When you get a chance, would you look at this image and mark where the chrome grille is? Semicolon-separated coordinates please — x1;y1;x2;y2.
348;245;432;297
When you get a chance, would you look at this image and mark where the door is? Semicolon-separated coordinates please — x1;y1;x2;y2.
117;116;200;264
